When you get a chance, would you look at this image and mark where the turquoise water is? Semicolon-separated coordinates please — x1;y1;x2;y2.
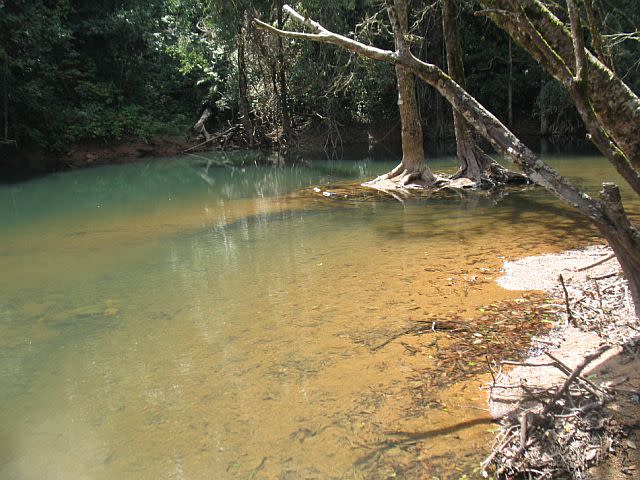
0;152;636;479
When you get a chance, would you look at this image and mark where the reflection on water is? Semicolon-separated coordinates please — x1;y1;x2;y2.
0;153;637;479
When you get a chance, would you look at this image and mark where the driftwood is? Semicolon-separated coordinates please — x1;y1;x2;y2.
541;346;610;415
184;123;248;153
485;346;614;479
371;319;470;352
577;253;617;272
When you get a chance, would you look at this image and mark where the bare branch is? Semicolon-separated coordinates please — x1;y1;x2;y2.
254;4;639;242
254;9;396;63
567;0;587;84
583;0;611;68
542;345;610;414
252;18;329;43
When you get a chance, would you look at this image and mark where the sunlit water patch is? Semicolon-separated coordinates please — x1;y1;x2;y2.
0;153;637;479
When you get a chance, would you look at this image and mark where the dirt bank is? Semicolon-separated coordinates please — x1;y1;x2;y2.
67;135;192;168
0;135;195;180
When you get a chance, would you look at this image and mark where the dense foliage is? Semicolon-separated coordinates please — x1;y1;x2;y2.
1;0;638;160
0;0;205;151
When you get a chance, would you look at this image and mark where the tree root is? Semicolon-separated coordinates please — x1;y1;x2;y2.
451;146;530;189
361;163;444;198
363;162;437;190
362;157;529;197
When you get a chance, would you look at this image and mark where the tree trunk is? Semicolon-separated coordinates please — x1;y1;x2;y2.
597;184;640;316
192;106;212;141
276;0;291;145
3;53;9;143
253;5;640;316
442;0;526;188
237;22;255;146
508;37;513;127
367;0;435;189
480;0;640;187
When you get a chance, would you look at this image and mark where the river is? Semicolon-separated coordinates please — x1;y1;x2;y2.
0;151;637;479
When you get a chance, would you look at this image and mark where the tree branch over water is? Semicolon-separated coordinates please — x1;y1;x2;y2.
254;4;640;316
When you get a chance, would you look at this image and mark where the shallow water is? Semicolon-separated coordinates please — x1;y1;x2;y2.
0;152;637;479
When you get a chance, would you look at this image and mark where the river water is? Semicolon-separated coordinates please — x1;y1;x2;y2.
0;152;637;479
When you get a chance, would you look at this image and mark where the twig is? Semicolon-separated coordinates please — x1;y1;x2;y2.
592;272;618;281
501;360;558;368
544;351;605;398
593;280;604;312
482;426;518;471
371;320;468;351
542;346;610;415
559;274;574;325
577;253;616;271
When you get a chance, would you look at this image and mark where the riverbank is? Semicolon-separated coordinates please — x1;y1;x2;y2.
0;135;193;181
488;246;640;479
1;123;598;183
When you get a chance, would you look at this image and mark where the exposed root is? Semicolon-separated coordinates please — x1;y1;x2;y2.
361;162;438;194
451;147;530;190
362;157;529;197
454;162;529;190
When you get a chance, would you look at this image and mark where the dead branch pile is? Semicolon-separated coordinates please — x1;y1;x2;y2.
485;251;640;479
553;270;639;346
484;346;618;479
184;123;252;153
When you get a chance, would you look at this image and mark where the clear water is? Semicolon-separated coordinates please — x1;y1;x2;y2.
0;152;637;479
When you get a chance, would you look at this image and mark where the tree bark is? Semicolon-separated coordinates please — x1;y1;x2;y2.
442;0;525;187
237;21;255;146
276;0;291;144
479;0;640;194
370;0;435;188
254;4;640;316
508;37;513;126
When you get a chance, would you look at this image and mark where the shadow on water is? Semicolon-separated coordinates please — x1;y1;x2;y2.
356;417;496;466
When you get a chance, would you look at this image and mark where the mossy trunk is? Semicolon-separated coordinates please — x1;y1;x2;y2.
380;0;435;187
443;0;526;188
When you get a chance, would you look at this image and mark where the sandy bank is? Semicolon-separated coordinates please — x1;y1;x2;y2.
488;245;639;479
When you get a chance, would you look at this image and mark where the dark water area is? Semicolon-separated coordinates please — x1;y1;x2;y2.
289;133;598;164
1;130;599;184
0;150;636;479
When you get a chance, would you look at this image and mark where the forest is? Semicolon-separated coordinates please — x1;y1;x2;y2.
1;0;638;163
2;1;640;479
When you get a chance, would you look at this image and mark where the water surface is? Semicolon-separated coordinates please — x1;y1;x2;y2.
1;152;637;479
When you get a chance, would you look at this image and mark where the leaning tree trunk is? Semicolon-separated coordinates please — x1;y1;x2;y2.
442;0;526;188
192;106;212;141
366;0;435;189
480;0;640;195
253;5;640;316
